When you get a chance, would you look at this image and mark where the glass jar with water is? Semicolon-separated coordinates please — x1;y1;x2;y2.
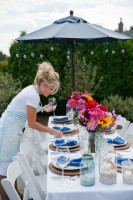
80;153;95;186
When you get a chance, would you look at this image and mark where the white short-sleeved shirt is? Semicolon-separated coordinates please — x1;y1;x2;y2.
7;85;40;113
0;85;40;176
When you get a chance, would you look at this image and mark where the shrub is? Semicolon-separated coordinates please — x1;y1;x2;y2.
101;94;133;122
0;72;22;115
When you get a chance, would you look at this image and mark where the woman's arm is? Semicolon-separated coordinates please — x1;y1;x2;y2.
27;105;63;138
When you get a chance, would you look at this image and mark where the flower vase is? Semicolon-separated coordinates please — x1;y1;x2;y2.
73;108;79;125
95;132;104;153
88;132;95;153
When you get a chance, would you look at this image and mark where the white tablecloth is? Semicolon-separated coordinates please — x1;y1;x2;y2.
46;116;133;200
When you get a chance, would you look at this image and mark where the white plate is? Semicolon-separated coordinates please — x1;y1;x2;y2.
52;140;79;148
106;137;127;147
52;160;81;170
112;140;127;147
116;156;133;167
53;127;74;133
63;128;74;133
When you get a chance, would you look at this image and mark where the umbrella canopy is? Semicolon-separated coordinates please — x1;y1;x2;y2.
16;10;131;90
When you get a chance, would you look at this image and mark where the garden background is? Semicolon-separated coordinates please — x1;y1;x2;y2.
0;31;133;121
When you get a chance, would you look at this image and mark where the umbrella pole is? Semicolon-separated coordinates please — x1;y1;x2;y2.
70;41;75;92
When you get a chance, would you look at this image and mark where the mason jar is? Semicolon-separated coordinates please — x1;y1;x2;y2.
80;153;95;186
122;160;133;185
99;145;117;185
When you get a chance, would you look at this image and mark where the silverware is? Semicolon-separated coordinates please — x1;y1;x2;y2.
51;175;79;180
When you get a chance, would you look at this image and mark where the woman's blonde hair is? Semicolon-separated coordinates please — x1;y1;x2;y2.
34;61;60;94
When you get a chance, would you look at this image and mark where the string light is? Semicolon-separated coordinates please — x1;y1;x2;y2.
31;52;34;57
40;54;43;58
51;47;54;51
16;54;19;58
15;46;126;60
112;51;115;54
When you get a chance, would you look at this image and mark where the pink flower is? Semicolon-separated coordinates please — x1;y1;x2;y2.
87;119;98;131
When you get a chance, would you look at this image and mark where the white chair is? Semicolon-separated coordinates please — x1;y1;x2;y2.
20;140;46;175
19;141;47;195
115;116;130;136
32;129;48;155
1;159;45;200
123;123;133;145
120;120;130;137
22;126;48;167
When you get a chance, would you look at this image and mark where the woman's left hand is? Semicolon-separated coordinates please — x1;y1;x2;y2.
43;103;53;112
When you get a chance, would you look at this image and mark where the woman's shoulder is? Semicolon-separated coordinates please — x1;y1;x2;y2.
22;85;35;92
18;85;38;98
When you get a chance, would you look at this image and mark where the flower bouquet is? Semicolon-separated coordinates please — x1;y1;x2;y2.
67;91;116;132
67;91;117;152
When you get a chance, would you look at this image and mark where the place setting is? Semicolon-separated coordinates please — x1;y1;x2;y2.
115;154;133;173
51;116;73;124
105;129;115;134
105;136;130;150
52;125;78;136
49;138;80;152
49;146;82;180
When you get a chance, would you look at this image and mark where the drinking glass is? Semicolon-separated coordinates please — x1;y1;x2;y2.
55;146;70;186
66;105;74;120
48;97;57;116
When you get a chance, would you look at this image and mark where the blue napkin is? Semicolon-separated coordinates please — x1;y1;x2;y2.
69;158;82;166
53;117;69;122
53;126;71;133
107;136;125;145
55;139;78;147
116;157;133;165
107;125;112;131
57;155;69;163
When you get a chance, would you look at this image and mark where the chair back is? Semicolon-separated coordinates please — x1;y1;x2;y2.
32;129;47;156
20;140;45;175
1;159;43;200
115;116;129;136
123;123;133;139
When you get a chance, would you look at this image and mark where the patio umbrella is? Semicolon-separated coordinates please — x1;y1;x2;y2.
16;10;131;91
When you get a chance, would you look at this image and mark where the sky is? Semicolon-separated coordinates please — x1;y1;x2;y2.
0;0;133;56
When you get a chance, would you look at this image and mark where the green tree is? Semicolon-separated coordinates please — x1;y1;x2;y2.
0;51;8;61
0;72;22;115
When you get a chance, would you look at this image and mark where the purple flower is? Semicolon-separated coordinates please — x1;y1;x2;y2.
87;119;98;131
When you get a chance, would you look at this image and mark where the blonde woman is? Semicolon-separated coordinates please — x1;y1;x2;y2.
0;61;63;200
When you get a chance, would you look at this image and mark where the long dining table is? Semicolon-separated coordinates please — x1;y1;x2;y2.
46;116;133;200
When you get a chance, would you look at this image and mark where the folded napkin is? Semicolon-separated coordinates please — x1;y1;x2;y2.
107;125;112;131
57;155;69;163
53;117;69;122
69;158;82;166
53;126;71;133
116;156;133;165
55;139;78;147
107;136;125;145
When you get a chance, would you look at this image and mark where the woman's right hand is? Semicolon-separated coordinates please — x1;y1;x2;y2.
53;130;63;138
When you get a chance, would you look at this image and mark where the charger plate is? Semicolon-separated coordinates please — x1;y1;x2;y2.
63;129;78;136
105;129;115;134
114;142;130;150
49;143;80;152
51;120;73;124
49;162;80;176
117;166;122;173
